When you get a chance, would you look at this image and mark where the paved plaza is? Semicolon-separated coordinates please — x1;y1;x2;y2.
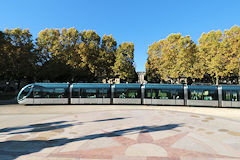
0;105;240;160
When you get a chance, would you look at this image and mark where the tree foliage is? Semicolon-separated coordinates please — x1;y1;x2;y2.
34;28;132;82
99;35;117;80
36;28;72;82
3;28;36;87
3;25;240;86
145;42;161;82
78;30;101;80
146;34;197;83
223;26;240;79
146;26;240;85
113;42;137;82
0;31;6;78
198;30;227;85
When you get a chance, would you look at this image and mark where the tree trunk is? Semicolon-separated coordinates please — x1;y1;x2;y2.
216;76;219;85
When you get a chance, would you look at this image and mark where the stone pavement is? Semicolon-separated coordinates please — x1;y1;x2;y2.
0;105;240;160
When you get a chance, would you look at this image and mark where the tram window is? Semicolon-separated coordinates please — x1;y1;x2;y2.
145;89;183;99
203;90;210;100
152;89;158;99
223;90;239;101
72;88;79;98
33;87;67;98
189;90;202;100
81;89;97;98
170;90;176;99
159;90;170;99
127;89;140;98
40;88;54;98
19;86;33;99
115;88;127;98
176;89;184;99
98;88;110;98
203;90;217;100
54;88;66;98
145;89;152;98
33;88;41;98
223;90;231;101
232;91;238;101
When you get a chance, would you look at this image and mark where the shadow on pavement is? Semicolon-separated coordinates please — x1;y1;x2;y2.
91;117;130;122
0;117;131;135
0;123;183;160
0;121;79;135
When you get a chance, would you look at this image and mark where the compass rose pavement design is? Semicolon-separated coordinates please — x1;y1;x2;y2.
0;109;240;160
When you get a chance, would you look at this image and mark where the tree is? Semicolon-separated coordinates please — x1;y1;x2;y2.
145;33;198;83
198;30;227;85
99;34;117;81
36;28;74;82
174;35;198;79
57;28;81;66
157;34;181;81
36;28;60;63
57;28;86;81
113;42;137;82
223;26;240;84
78;30;101;81
3;28;36;89
145;41;162;83
0;31;6;78
158;34;198;83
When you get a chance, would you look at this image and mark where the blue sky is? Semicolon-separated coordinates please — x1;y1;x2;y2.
1;0;240;71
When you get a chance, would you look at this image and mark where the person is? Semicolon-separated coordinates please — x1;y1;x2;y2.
119;93;125;98
233;95;237;101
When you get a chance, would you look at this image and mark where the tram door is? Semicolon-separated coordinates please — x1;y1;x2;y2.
223;90;238;107
231;91;239;107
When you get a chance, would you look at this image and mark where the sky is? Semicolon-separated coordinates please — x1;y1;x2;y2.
1;0;240;71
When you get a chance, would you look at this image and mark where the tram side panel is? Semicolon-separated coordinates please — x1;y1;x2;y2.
113;98;141;104
187;85;219;107
151;99;178;105
112;84;142;104
71;83;111;104
187;100;218;107
221;85;240;107
18;83;240;107
141;85;144;104
17;84;34;104
33;85;69;104
34;98;68;104
142;85;152;105
71;87;80;104
18;98;34;104
231;101;240;107
143;84;184;106
17;83;69;104
79;98;110;104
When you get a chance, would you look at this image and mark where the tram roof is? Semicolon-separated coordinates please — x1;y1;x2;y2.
221;85;240;90
113;83;141;88
188;85;218;90
72;83;110;88
145;84;183;89
34;83;69;88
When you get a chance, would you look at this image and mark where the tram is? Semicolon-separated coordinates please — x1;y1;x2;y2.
17;83;240;107
71;83;111;104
